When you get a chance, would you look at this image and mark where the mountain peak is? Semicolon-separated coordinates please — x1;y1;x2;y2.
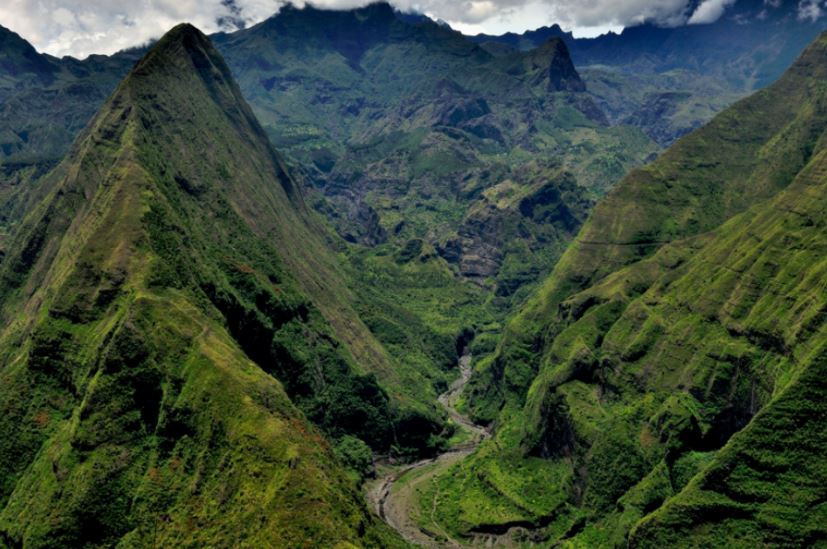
0;19;396;546
274;1;397;24
132;22;226;79
785;30;827;81
533;38;585;92
123;22;296;201
0;24;58;80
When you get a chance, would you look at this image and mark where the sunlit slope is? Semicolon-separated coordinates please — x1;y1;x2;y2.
427;31;827;546
0;24;404;547
469;31;827;419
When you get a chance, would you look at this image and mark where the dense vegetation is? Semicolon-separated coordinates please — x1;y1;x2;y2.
0;7;661;426
2;3;827;547
421;29;827;547
0;25;406;546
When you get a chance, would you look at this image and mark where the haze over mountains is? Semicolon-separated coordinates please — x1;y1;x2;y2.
473;0;827;144
0;1;827;547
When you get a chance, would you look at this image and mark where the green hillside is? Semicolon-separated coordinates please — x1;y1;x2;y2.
0;24;406;547
0;8;659;427
416;29;827;547
3;6;827;548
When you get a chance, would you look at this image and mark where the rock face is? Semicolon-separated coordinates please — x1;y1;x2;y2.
449;169;591;294
543;39;586;92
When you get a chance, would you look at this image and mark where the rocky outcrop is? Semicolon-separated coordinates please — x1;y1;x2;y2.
543;39;586;92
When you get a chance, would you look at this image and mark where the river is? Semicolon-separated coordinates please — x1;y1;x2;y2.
365;349;490;547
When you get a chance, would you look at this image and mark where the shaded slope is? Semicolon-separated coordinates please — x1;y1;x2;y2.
419;31;827;545
0;24;57;85
0;24;404;547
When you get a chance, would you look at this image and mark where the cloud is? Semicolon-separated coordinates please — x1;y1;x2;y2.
535;0;691;28
0;0;719;59
798;0;826;21
687;0;736;24
0;0;283;58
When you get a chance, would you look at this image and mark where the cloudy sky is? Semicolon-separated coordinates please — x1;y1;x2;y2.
0;0;799;59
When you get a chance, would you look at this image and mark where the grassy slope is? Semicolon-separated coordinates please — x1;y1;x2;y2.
422;31;827;545
0;24;406;547
468;29;827;421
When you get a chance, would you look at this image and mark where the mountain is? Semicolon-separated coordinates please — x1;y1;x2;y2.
0;24;57;85
0;6;659;424
206;2;656;426
0;25;139;172
0;24;406;547
471;0;827;145
0;25;140;251
416;28;827;546
212;1;655;300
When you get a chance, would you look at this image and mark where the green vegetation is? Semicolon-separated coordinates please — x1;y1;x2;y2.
418;30;827;546
0;24;406;547
0;6;659;428
215;3;658;299
3;5;827;548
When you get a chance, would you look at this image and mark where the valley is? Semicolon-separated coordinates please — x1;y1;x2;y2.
367;349;490;547
1;1;827;547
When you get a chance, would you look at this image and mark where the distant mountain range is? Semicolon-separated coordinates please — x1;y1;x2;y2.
471;0;827;144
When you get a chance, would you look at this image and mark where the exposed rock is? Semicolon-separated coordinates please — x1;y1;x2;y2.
339;199;387;246
543;39;586;93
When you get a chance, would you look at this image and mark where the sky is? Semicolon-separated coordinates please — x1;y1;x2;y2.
0;0;806;59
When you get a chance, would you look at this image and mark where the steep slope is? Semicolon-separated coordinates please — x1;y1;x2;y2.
0;24;405;547
0;24;57;87
418;30;827;546
0;25;140;253
471;26;827;419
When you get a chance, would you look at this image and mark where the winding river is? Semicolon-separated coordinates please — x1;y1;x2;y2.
366;350;490;547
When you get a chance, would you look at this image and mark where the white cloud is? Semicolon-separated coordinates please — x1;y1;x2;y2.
0;0;729;59
687;0;736;24
0;0;283;58
539;0;690;28
798;0;826;21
